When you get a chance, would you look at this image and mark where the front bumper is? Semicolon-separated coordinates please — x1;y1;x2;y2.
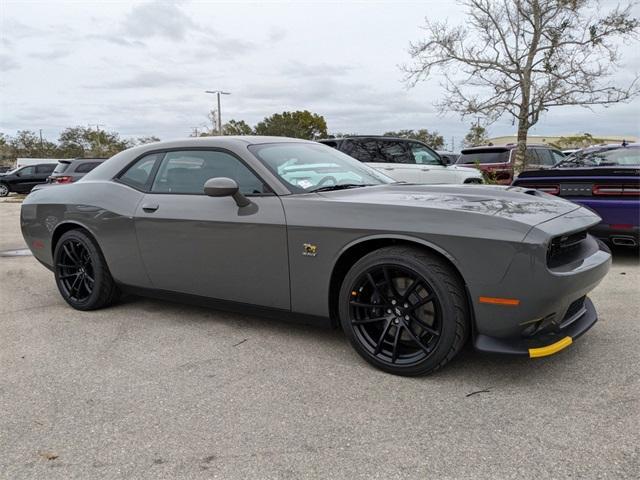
469;217;611;358
474;296;597;356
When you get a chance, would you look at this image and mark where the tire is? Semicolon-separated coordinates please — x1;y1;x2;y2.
339;246;468;376
464;178;483;184
0;183;9;197
53;229;119;310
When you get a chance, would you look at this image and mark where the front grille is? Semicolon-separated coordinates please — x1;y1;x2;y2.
547;230;587;267
559;296;587;328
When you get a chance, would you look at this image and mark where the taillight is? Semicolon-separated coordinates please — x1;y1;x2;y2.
592;185;639;196
528;185;559;195
53;176;73;184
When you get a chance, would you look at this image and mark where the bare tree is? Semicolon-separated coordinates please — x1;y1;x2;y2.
404;0;639;170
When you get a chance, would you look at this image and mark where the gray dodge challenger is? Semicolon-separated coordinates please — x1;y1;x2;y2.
21;136;611;376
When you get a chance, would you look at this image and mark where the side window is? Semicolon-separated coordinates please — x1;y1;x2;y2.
342;140;376;162
75;162;101;173
524;148;538;167
36;164;55;174
151;150;267;195
408;142;441;165
551;150;565;164
19;166;36;176
118;153;162;190
534;149;555;166
377;140;413;164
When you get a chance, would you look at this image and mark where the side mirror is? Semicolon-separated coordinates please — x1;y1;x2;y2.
204;177;251;207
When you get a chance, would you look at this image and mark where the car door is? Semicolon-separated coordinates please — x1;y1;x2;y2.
35;164;55;186
133;149;290;310
371;139;421;182
13;166;37;192
406;141;452;183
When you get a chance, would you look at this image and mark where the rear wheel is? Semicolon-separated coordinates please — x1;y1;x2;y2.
53;229;119;310
0;183;9;197
339;246;468;376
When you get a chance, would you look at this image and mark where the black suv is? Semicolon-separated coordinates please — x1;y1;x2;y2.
0;163;56;196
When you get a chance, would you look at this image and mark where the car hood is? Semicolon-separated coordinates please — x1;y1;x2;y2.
317;183;582;227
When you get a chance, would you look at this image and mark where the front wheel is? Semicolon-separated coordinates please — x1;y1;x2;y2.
339;246;468;376
53;229;119;310
0;183;9;197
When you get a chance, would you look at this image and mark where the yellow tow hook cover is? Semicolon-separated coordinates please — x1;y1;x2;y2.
528;336;573;358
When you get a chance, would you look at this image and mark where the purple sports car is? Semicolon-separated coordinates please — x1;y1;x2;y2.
513;144;640;247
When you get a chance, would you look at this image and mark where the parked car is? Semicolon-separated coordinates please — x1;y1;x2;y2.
47;158;106;184
456;144;566;184
513;144;640;247
22;137;611;376
436;150;460;165
0;163;56;196
318;136;482;184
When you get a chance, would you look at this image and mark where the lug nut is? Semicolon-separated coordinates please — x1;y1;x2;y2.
404;315;410;320
391;300;397;305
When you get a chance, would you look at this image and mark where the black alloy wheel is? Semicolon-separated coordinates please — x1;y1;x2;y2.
54;229;119;310
57;238;95;303
339;246;468;376
348;264;442;366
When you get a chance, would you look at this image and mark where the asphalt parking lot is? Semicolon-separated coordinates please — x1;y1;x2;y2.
1;198;639;480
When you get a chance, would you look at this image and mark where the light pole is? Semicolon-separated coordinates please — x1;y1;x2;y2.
205;90;231;135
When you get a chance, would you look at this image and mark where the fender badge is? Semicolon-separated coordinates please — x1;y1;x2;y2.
303;243;318;257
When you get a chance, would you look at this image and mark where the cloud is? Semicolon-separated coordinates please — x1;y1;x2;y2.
280;60;354;78
121;0;200;41
0;54;19;71
267;28;286;43
90;71;195;89
85;34;146;48
28;49;71;60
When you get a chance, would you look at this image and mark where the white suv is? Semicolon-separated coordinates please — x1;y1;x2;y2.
319;137;483;184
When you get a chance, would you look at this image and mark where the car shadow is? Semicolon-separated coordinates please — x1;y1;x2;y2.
120;294;579;388
610;245;639;266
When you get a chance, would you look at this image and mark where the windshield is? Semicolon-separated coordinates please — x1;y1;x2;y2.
249;142;394;193
53;161;71;174
555;147;640;167
457;150;510;164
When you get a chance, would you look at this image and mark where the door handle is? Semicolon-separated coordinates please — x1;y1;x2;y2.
142;203;159;212
420;168;430;171
382;167;395;171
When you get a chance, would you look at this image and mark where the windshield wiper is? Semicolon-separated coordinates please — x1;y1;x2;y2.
309;183;374;193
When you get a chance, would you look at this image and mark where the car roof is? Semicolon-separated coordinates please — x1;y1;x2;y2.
319;136;428;143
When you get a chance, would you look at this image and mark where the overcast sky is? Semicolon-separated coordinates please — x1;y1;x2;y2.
1;0;639;148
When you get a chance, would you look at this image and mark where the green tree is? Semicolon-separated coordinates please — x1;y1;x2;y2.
463;125;489;147
223;119;253;136
58;127;132;158
9;130;59;158
133;136;161;145
254;110;328;139
554;133;607;149
405;0;639;171
383;129;444;149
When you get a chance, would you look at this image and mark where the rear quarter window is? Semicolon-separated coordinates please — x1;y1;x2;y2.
53;162;70;174
36;164;56;174
118;153;163;190
74;162;101;173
